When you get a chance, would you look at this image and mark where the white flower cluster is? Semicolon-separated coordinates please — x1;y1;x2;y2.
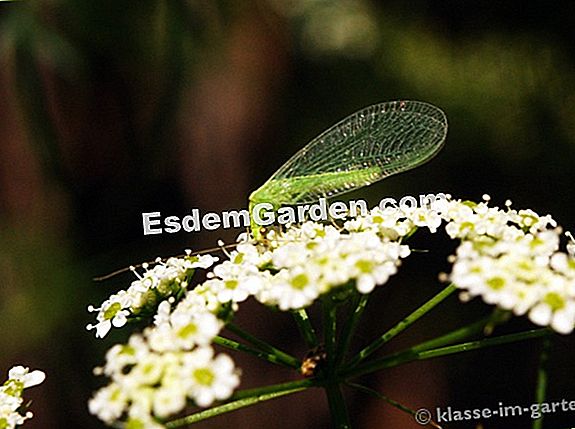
196;205;433;312
87;253;217;338
444;198;575;334
90;196;575;428
256;220;412;309
89;287;238;428
0;366;45;429
172;206;432;314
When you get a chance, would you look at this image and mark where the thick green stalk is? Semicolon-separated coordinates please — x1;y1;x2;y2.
165;379;315;427
292;308;319;348
226;323;300;369
325;382;351;429
321;296;352;427
343;328;549;379
348;283;457;367
533;335;552;429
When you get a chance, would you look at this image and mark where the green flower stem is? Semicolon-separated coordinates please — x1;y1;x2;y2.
348;283;457;368
533;335;552;429
292;308;319;348
213;336;299;369
325;382;351;429
408;313;497;354
164;379;315;427
347;382;442;428
419;327;549;360
323;298;338;371
226;323;300;369
340;315;492;377
402;226;419;241
335;293;369;367
343;328;549;379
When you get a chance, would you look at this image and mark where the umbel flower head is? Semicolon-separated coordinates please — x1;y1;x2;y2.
87;253;217;338
444;197;575;334
89;285;238;428
0;366;45;428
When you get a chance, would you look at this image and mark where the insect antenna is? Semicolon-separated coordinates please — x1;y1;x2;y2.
92;243;239;281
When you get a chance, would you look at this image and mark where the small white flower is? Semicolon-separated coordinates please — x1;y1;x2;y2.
407;207;442;233
7;366;46;389
88;383;127;424
153;300;172;326
152;385;186;418
188;253;219;269
0;365;45;428
183;348;240;408
566;232;575;259
270;267;322;310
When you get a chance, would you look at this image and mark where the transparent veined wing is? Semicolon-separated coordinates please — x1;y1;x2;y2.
249;100;447;206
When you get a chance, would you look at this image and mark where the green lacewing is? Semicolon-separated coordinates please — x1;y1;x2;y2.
249;100;448;239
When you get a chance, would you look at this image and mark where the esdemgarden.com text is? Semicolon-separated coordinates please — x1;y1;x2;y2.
142;194;447;235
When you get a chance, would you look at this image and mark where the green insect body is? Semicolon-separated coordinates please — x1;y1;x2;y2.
248;100;448;241
249;168;380;239
251;168;381;206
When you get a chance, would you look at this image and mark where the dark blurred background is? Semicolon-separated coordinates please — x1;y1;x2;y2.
0;1;574;428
